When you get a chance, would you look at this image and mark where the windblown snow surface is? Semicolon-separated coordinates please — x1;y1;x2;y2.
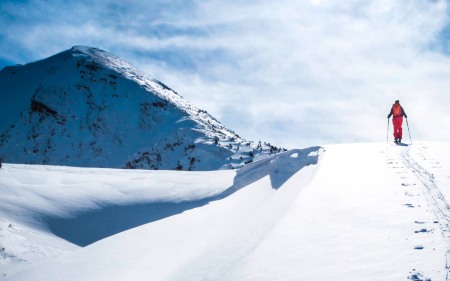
1;142;450;280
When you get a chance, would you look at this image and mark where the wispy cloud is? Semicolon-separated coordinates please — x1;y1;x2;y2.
1;0;450;147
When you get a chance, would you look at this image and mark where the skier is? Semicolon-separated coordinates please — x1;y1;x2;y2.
387;100;407;144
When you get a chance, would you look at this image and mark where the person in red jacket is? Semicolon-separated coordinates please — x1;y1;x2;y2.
387;100;408;144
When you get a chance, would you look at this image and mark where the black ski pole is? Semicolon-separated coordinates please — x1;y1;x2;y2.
406;118;412;144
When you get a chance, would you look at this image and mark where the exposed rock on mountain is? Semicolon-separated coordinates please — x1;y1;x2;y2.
0;46;284;170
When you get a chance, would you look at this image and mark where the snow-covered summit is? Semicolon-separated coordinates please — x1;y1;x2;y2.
0;46;284;170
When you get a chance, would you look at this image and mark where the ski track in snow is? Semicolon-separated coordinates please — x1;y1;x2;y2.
391;143;450;280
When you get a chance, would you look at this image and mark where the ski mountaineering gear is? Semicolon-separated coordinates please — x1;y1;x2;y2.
387;100;407;144
386;118;390;144
405;117;412;144
392;117;403;143
392;103;402;117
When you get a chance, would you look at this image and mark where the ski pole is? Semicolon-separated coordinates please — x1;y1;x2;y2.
386;118;390;144
406;118;412;144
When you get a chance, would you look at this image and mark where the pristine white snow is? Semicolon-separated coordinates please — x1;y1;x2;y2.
1;142;450;280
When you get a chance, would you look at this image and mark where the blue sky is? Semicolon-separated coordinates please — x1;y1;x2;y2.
1;0;450;148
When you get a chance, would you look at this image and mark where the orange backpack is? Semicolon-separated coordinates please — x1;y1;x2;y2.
392;104;401;117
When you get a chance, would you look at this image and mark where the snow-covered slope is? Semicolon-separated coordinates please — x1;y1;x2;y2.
1;142;450;280
0;46;283;170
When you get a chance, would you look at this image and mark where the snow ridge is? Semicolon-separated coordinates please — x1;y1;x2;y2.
2;142;450;280
0;146;322;280
232;146;321;190
68;46;244;143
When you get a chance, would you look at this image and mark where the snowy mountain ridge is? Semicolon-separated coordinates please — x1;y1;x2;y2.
0;46;284;170
68;46;228;132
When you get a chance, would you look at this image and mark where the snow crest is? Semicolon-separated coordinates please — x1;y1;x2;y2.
2;142;450;280
233;146;321;190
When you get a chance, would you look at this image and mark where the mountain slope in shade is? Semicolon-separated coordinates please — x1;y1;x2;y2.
0;46;284;170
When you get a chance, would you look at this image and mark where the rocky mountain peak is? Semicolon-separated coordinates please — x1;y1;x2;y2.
0;46;285;170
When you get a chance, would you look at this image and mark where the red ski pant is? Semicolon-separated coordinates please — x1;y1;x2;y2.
392;116;403;139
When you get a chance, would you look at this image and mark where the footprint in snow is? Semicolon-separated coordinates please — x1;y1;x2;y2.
408;270;431;281
404;192;415;197
414;228;429;233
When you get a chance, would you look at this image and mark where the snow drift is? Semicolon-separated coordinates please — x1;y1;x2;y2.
2;142;450;280
0;146;320;278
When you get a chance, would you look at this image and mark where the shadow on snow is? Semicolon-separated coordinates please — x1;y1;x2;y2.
45;147;321;247
45;201;210;247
